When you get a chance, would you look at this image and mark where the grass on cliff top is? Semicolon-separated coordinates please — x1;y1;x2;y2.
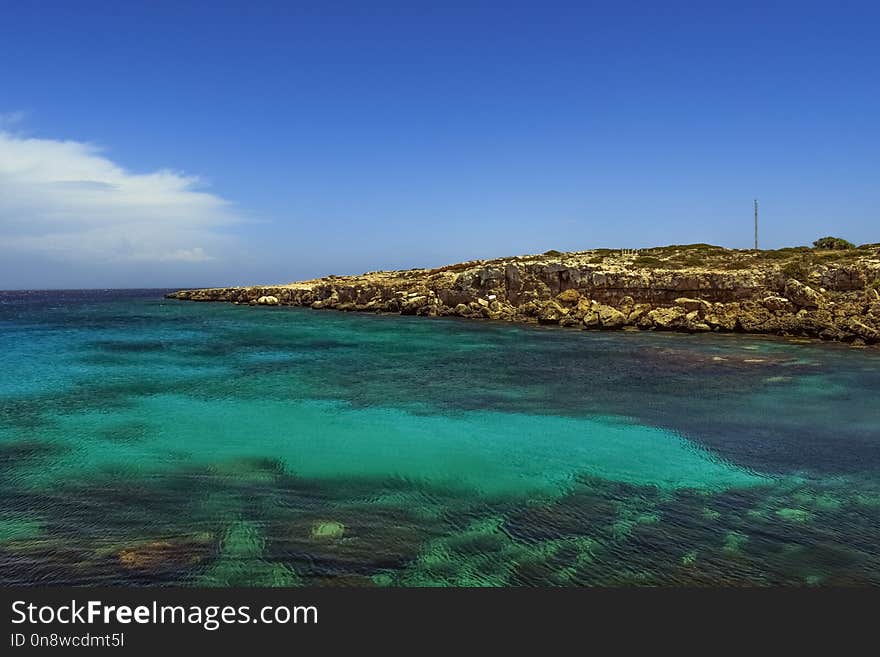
550;242;879;273
342;242;880;280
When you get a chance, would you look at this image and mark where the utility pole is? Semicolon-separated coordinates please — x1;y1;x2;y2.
754;199;759;250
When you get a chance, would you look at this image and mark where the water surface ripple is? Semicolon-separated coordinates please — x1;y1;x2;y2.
1;290;878;586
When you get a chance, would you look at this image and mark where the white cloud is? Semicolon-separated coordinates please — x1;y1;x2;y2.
0;128;240;265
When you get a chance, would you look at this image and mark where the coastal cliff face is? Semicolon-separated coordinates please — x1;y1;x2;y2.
167;244;880;345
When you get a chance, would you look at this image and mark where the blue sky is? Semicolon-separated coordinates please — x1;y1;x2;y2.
1;1;878;288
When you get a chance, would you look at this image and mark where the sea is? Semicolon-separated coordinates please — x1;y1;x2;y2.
1;289;878;586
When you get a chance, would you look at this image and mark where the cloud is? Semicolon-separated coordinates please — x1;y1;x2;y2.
0;128;241;266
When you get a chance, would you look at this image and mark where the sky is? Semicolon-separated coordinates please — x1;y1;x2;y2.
1;1;878;289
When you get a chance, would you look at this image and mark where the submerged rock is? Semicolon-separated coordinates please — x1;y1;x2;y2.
116;532;215;575
311;521;345;539
274;507;437;576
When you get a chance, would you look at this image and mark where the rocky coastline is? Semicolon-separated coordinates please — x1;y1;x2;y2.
167;243;880;345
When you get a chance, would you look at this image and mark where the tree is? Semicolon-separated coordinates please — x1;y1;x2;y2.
813;236;855;250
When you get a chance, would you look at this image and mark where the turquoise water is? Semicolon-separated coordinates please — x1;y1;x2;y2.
1;290;879;586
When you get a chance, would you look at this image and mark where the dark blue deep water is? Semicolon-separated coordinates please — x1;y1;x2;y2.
1;289;879;585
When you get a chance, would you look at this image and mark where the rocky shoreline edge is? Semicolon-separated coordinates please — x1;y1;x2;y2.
167;244;880;346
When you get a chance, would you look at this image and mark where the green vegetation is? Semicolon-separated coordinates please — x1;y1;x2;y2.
781;256;814;282
761;247;812;260
631;255;666;268
813;236;855;250
434;241;876;277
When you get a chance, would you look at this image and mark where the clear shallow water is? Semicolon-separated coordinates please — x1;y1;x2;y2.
1;289;879;586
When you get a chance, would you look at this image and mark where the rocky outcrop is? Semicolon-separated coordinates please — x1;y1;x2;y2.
167;244;880;345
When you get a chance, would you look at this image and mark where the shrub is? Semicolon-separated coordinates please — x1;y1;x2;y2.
762;247;811;260
781;257;813;282
813;236;855;250
632;255;665;268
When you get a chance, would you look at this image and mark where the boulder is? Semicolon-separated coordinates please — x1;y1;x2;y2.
627;303;652;324
762;296;795;313
556;288;581;305
784;279;824;309
646;306;687;330
596;304;627;329
704;303;739;331
570;298;592;320
582;310;601;328
737;305;776;333
256;295;279;306
674;297;712;316
401;295;427;314
537;300;568;325
848;319;880;343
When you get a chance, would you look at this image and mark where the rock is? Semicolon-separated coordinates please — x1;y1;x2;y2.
582;310;601;328
311;521;345;539
737;305;776;333
570;297;592;320
704;303;740;331
762;296;795;313
281;508;436;575
167;245;880;345
618;295;635;316
627;303;651;324
784;279;823;309
675;297;711;316
646;306;688;330
401;295;427;314
537;300;568;325
847;319;879;343
596;304;627;329
556;288;581;305
116;533;214;575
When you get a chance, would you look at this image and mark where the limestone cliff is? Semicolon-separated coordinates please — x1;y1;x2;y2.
167;243;880;345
